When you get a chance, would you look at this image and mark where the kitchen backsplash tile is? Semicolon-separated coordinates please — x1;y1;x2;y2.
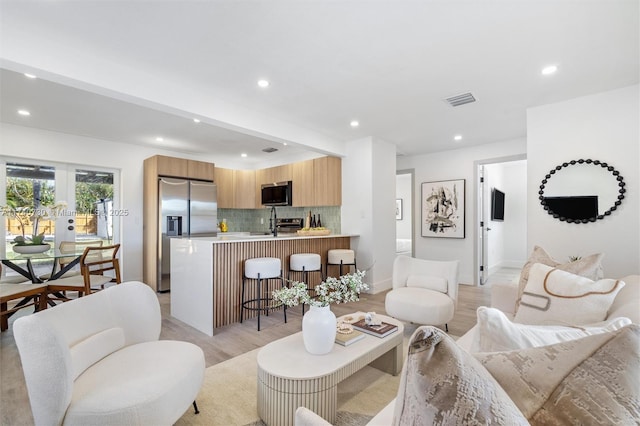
218;206;341;234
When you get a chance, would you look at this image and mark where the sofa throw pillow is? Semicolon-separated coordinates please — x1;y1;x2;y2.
393;326;528;426
516;246;604;310
405;274;448;293
514;263;625;326
476;306;631;352
475;325;639;424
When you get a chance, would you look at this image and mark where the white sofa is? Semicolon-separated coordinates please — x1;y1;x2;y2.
296;273;640;426
13;281;205;426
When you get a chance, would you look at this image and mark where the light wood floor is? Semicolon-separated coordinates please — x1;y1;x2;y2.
1;284;491;425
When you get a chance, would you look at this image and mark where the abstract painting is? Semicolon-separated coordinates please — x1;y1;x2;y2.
421;179;465;238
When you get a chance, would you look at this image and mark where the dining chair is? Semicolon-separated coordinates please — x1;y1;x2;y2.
47;244;122;301
39;239;104;280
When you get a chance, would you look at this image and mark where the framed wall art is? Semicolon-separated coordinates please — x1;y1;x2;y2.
396;199;403;220
421;179;465;238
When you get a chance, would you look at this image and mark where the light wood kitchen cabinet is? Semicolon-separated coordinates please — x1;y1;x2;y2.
215;167;256;209
154;155;188;177
234;169;256;209
313;156;342;206
188;160;215;181
292;159;315;207
214;167;235;208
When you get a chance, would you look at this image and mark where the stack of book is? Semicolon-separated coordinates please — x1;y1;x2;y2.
352;318;398;338
335;329;365;346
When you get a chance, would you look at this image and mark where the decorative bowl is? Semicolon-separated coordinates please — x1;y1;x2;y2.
13;244;51;254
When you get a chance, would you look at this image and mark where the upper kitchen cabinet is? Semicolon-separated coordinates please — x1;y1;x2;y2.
215;167;234;208
291;156;342;207
149;155;215;181
154;155;188;177
234;170;256;209
292;159;315;207
313;156;342;206
188;160;215;181
216;167;256;209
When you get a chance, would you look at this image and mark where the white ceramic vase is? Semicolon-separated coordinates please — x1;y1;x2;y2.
13;244;51;254
302;305;337;355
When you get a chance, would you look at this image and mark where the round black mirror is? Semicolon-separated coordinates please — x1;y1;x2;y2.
539;159;625;224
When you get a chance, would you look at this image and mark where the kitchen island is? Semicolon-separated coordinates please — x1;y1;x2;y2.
170;233;358;335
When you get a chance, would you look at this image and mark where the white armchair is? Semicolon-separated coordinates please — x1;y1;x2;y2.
385;255;460;331
13;281;205;425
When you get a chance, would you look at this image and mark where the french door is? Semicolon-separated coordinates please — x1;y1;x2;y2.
1;157;120;257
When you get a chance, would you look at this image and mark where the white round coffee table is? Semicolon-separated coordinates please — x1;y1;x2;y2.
257;313;403;426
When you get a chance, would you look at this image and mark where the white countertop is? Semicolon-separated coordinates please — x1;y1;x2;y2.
187;233;358;243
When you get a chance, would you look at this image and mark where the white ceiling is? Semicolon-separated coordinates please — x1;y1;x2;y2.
1;1;638;167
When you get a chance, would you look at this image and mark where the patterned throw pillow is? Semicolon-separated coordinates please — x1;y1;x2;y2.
516;246;603;310
393;326;528;425
514;263;625;326
475;325;639;424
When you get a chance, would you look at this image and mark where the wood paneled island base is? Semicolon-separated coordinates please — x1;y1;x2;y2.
171;235;357;335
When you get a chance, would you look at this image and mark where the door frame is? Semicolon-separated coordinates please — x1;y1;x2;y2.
396;168;415;257
474;154;526;286
1;156;121;256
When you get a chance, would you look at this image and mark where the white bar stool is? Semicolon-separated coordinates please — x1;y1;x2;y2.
326;249;357;277
288;253;324;314
241;257;287;331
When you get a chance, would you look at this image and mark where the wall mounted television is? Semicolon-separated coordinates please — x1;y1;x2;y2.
491;188;505;221
543;196;598;220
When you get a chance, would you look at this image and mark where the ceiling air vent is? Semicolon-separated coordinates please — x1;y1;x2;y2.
444;92;476;107
262;147;278;153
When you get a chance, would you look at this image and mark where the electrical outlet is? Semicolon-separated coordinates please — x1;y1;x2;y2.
260;218;264;225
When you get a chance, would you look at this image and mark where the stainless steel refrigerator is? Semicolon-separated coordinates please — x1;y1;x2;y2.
158;177;217;292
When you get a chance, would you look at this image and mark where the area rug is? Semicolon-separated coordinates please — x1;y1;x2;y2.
175;347;401;426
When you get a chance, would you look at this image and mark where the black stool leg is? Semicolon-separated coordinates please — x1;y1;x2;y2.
281;274;287;323
339;260;344;276
302;267;308;315
193;400;200;414
257;274;262;331
240;277;246;323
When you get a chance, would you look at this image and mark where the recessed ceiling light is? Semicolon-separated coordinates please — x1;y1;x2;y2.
24;73;37;79
541;65;558;75
241;153;248;158
350;120;359;128
454;135;462;141
17;109;31;116
257;79;270;88
156;137;164;142
193;118;200;123
282;142;288;146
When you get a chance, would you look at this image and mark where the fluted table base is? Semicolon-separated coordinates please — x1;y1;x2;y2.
257;314;403;426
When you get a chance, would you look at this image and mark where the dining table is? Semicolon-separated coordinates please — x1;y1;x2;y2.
1;246;86;284
1;246;86;310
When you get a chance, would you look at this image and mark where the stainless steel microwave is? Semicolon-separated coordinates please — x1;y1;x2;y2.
261;181;292;206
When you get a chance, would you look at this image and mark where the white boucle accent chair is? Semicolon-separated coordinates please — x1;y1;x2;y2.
385;255;460;332
13;281;205;425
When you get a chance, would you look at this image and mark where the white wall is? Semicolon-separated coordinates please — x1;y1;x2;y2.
1;122;218;282
342;137;396;293
395;173;412;240
527;85;639;277
501;160;527;267
397;138;527;285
